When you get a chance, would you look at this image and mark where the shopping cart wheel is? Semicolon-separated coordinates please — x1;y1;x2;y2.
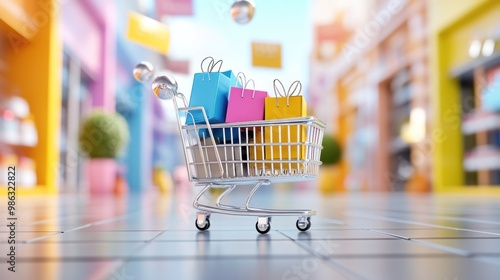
296;217;311;232
256;217;271;234
195;213;210;231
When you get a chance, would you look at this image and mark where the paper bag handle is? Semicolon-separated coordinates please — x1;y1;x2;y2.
273;79;302;107
236;72;257;99
201;56;223;81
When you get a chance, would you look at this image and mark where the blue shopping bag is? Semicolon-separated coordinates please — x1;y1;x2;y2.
199;127;240;143
186;57;240;125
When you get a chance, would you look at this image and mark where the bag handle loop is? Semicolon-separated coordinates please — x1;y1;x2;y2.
201;56;223;81
273;79;302;107
236;72;257;99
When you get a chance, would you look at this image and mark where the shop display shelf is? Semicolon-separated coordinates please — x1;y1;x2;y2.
450;52;500;80
462;111;500;135
463;145;500;171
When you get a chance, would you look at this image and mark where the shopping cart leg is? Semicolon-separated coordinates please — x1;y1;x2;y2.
193;184;212;231
215;185;237;208
245;180;269;211
193;183;212;209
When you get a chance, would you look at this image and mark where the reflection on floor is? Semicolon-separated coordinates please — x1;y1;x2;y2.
1;183;500;280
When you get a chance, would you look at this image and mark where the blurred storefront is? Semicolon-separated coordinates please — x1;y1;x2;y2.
0;0;62;194
312;0;431;192
0;0;171;193
429;0;500;192
59;0;117;191
313;0;500;192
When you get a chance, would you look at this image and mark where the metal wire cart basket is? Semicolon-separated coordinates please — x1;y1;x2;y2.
134;63;326;234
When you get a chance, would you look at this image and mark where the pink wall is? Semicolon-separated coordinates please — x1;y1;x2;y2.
62;0;116;111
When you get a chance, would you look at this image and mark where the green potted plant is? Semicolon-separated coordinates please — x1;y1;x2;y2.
319;134;342;193
78;110;129;194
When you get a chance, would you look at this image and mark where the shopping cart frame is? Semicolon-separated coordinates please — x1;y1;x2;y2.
144;72;325;234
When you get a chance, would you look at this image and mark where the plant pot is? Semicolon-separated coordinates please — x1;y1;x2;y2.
319;165;343;193
86;159;117;195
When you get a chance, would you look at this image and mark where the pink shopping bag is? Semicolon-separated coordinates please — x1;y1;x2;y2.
226;73;268;123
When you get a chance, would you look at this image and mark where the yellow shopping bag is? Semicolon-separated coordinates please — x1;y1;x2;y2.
264;80;307;163
249;130;265;170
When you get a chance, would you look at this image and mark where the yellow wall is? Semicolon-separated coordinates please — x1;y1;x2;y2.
429;0;500;191
2;0;62;192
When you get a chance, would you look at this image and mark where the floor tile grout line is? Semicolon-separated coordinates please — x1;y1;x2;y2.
30;220;173;245
30;209;147;227
469;253;500;257
144;216;197;243
122;253;472;260
434;228;500;236
101;241;172;279
15;231;167;244
13;237;406;245
145;226;174;243
346;212;500;236
0;230;60;233
87;240;152;279
21;213;128;226
338;228;500;231
24;223;121;244
355;228;500;239
364;229;411;240
300;253;464;259
353;206;500;217
23;240;155;244
406;237;500;240
91;215;131;226
0;253;481;263
353;220;492;258
471;257;500;267
354;227;474;258
71;229;172;232
276;230;369;280
23;232;65;244
148;237;400;242
61;224;94;233
349;207;500;223
24;214;149;239
101;222;182;279
380;213;500;226
408;239;471;257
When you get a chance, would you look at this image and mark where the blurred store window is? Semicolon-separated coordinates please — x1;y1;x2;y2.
59;52;93;192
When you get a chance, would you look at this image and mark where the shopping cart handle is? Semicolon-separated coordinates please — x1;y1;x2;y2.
134;63;224;178
151;73;225;178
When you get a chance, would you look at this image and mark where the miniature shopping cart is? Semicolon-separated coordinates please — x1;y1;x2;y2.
134;64;325;234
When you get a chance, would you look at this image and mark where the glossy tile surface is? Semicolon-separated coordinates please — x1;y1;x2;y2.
0;187;500;280
334;257;500;280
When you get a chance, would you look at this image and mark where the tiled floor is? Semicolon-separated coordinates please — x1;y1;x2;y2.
1;184;500;280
